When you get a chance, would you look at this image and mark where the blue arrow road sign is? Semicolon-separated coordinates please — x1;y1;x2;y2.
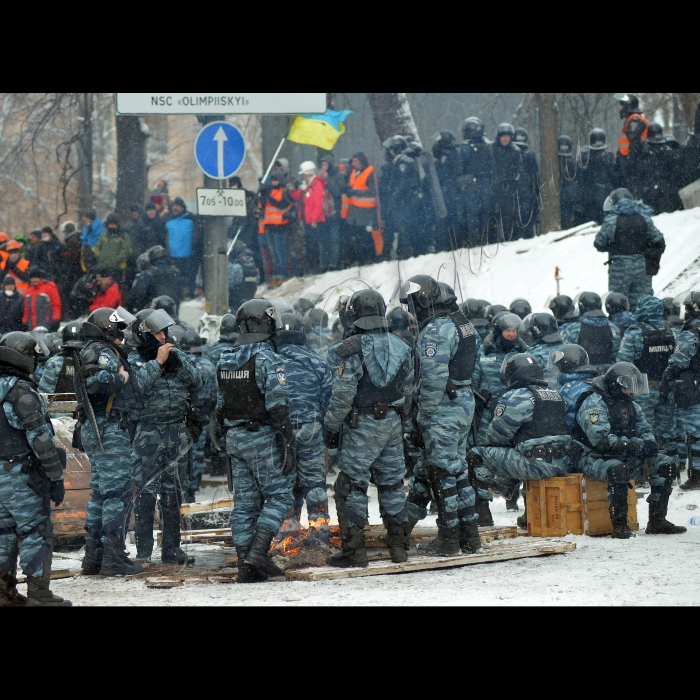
194;121;246;180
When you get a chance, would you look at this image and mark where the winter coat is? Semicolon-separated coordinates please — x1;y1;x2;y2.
165;212;198;259
33;235;67;280
81;217;106;248
0;290;25;334
22;279;61;329
491;141;524;199
88;281;123;313
135;214;167;255
94;229;133;270
433;144;462;219
291;175;328;224
577;149;617;223
557;369;600;431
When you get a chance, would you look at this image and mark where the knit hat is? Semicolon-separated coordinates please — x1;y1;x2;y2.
105;213;120;226
172;197;187;209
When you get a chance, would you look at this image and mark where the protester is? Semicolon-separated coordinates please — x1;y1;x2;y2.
22;267;62;331
164;197;201;298
0;240;30;293
88;265;122;312
0;275;25;333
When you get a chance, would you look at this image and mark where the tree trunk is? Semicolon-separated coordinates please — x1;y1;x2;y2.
367;93;421;146
535;93;561;233
675;93;700;135
76;93;93;217
115;115;148;221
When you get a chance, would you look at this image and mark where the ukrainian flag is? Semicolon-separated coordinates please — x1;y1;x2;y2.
286;109;353;150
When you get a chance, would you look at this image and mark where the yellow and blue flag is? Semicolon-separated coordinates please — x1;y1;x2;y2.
286;109;353;150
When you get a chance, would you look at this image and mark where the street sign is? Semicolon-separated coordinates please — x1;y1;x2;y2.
194;121;246;180
116;93;326;115
196;188;247;217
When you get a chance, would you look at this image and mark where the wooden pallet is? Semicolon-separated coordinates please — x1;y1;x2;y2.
180;499;234;515
285;539;576;581
16;569;75;584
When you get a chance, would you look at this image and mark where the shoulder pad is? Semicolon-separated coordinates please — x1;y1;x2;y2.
81;342;108;365
11;385;45;430
335;335;362;359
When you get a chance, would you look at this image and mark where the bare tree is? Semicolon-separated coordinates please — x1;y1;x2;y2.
535;93;561;233
115;114;148;221
367;93;421;145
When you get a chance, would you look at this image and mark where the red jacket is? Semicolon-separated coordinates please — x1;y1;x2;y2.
89;281;122;312
22;279;62;329
292;176;328;224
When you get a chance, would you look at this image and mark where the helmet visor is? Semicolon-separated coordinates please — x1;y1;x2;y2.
265;305;282;328
616;371;649;395
144;308;176;334
675;290;690;320
29;331;51;358
110;306;137;327
397;280;422;304
603;195;614;212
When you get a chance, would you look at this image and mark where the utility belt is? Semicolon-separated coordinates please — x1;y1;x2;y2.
81;408;132;431
346;404;402;427
521;445;565;463
2;452;33;471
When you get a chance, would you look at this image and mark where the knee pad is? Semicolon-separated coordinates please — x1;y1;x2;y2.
607;463;630;484
333;471;352;501
657;461;676;482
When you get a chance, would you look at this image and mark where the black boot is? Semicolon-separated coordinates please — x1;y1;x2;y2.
459;507;482;554
646;462;687;534
26;553;71;606
505;482;520;511
416;523;461;556
134;493;156;561
475;498;494;526
0;569;26;607
680;466;700;491
243;527;277;576
384;520;410;563
236;546;268;583
467;454;494;526
327;525;369;568
80;533;103;575
100;534;144;576
160;493;192;565
608;465;634;539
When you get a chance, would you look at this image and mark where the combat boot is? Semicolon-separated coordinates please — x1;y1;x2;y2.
100;535;144;576
236;546;268;584
26;554;71;606
80;533;103;575
160;493;193;565
326;525;369;568
475;498;494;526
517;500;528;529
0;571;26;607
504;482;520;511
416;524;461;556
680;468;700;491
134;493;157;561
385;520;410;563
646;463;687;534
459;506;482;554
608;466;634;539
244;527;278;578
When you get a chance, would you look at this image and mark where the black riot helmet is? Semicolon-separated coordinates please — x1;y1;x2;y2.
493;312;522;336
148;245;169;263
603;361;649;396
496;123;515;141
588;128;607;151
347;289;388;331
577;291;603;315
513;127;529;149
83;306;135;342
383;135;408;155
683;291;700;321
218;314;239;342
462;298;486;320
603;187;634;212
509;298;532;320
336;295;353;331
399;275;441;321
132;308;176;350
558;135;573;156
293;296;319;316
646;122;665;144
503;352;544;388
662;296;682;324
485;304;507;325
167;325;188;348
438;282;458;311
234;298;281;346
387;307;417;346
136;252;151;272
548;295;576;322
616;93;641;118
0;331;50;374
306;308;329;332
45;333;63;355
61;320;84;350
551;344;593;374
151;295;177;319
605;292;629;316
432;131;457;158
182;329;204;353
529;313;561;343
277;312;306;346
462;117;484;141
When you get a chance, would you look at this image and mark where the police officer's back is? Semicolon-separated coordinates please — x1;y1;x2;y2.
564;292;621;370
551;344;600;431
38;321;84;394
527;313;565;387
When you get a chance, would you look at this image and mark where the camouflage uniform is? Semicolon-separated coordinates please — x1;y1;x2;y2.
564;314;621;372
217;342;293;548
276;341;333;526
557;369;599;431
37;355;66;393
529;338;565;388
205;342;234;367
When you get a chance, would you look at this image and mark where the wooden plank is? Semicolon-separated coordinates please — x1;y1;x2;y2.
180;499;234;515
146;578;183;588
285;540;577;581
17;569;75;584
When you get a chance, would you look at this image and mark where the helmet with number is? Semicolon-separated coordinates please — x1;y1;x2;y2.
577;291;603;315
558;135;573;156
551;344;592;374
277;312;306;346
167;325;188;349
615;93;641;118
235;298;280;346
513;127;529;148
529;312;561;343
683;291;700;320
399;275;441;321
218;314;239;342
83;306;136;342
485;304;508;326
438;282;458;311
462;117;484;141
147;245;169;263
496;123;515;141
548;294;576;321
0;331;50;374
503;352;544;388
150;295;177;319
603;187;634;212
61;320;84;350
588;128;608;151
347;289;389;331
662;296;682;324
509;298;532;320
603;361;649;396
604;292;629;316
383;135;408;155
493;312;522;336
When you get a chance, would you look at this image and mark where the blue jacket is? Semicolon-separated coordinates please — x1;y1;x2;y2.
166;213;195;258
82;217;106;248
617;295;667;363
594;198;663;260
564;313;621;357
557;369;599;431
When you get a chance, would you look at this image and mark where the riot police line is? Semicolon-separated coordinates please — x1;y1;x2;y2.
1;274;697;603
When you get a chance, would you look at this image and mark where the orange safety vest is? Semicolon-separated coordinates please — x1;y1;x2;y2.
618;113;649;156
258;188;292;233
341;166;377;219
0;257;29;292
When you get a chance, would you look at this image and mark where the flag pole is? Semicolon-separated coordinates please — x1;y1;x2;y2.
261;137;286;184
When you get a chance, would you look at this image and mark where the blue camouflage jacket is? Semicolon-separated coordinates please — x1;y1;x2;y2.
557;370;599;431
82;341;132;412
564;314;621;357
667;317;700;371
473;333;526;406
38;354;66;394
187;353;216;413
205;342;234;367
325;331;413;433
616;295;667;364
610;310;637;334
216;341;289;428
277;341;333;427
529;339;564;387
594;199;663;261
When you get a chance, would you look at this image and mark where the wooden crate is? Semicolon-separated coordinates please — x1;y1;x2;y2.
525;474;638;537
583;477;639;536
525;474;584;537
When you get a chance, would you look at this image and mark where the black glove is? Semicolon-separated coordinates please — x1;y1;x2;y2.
403;426;424;449
325;429;340;450
610;438;642;458
269;406;297;476
163;349;182;373
474;389;492;410
658;380;671;403
49;479;65;506
643;439;659;459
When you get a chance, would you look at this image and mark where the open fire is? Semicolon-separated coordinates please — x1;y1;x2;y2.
270;517;335;558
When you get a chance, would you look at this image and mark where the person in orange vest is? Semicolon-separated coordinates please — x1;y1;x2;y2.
340;152;381;266
257;172;294;287
22;267;62;331
0;233;9;266
0;240;30;293
615;93;649;198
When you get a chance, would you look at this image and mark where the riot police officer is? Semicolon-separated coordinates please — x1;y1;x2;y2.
324;290;414;566
548;295;577;335
615;93;649;198
552;344;600;431
462;299;489;341
38;320;84;394
605;292;636;335
527;313;565;388
76;307;143;576
574;362;686;537
150;295;192;331
400;276;481;556
577;128;616;225
129;245;182;312
217;299;295;582
564;292;621;370
205;314;238;366
491;123;524;242
0;332;69;606
513;127;540;239
558;135;579;229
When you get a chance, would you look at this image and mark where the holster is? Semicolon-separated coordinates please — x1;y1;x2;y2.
72;420;84;451
445;379;458;401
570;440;584;470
